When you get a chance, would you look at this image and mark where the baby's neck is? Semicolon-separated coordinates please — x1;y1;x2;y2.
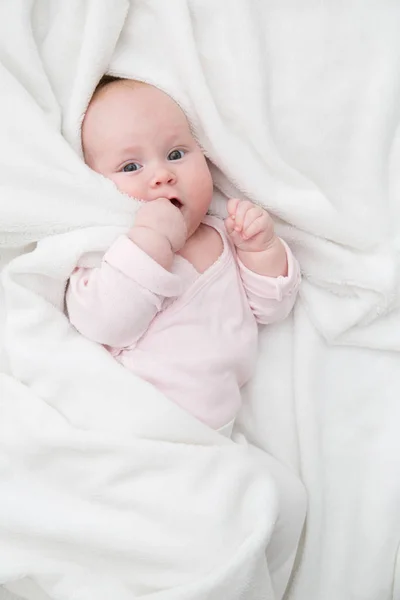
177;220;223;274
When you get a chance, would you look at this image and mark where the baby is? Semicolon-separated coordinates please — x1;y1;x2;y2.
66;77;301;435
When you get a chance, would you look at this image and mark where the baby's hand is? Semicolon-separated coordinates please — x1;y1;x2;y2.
225;198;276;252
133;198;187;252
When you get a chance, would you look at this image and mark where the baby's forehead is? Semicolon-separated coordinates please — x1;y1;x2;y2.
82;83;134;139
82;81;196;160
87;81;135;116
86;83;189;132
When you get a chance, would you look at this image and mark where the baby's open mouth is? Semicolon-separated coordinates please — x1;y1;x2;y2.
170;198;183;209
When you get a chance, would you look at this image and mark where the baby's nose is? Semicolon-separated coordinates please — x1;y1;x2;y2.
151;167;176;187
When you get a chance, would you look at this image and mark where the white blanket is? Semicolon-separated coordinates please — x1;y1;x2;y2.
1;0;400;599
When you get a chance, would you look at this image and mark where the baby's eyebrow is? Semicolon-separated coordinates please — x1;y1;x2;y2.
118;144;141;157
169;130;193;144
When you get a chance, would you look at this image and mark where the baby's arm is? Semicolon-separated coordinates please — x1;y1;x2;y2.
237;241;301;324
225;199;301;324
67;198;187;348
66;236;182;347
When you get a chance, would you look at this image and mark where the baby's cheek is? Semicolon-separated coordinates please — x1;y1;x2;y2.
200;169;214;203
110;174;141;198
193;156;212;188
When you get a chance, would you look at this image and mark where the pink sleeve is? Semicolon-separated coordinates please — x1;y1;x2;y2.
237;240;301;325
66;235;182;348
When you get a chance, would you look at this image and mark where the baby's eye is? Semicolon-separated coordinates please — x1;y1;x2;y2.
168;149;185;161
122;162;142;172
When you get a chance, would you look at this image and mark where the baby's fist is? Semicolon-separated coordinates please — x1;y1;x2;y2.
134;197;187;252
225;198;275;252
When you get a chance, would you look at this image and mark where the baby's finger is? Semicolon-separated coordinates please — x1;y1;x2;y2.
242;213;267;240
224;215;236;235
227;198;240;218
233;200;254;231
242;206;265;232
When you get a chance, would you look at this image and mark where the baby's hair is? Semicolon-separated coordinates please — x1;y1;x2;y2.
89;75;158;115
92;75;150;102
92;74;124;98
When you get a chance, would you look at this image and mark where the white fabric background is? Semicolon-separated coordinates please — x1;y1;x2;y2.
1;1;400;599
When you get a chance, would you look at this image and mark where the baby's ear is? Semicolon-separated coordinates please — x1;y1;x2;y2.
227;198;240;217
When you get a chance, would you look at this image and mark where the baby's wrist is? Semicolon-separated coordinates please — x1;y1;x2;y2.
238;236;288;277
127;225;174;270
263;233;280;250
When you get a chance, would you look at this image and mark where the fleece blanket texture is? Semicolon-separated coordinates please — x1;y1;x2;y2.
0;1;399;599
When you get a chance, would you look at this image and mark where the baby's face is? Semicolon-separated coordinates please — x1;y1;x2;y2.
82;81;214;236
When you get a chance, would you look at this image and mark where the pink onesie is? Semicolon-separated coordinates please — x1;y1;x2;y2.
66;216;300;430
